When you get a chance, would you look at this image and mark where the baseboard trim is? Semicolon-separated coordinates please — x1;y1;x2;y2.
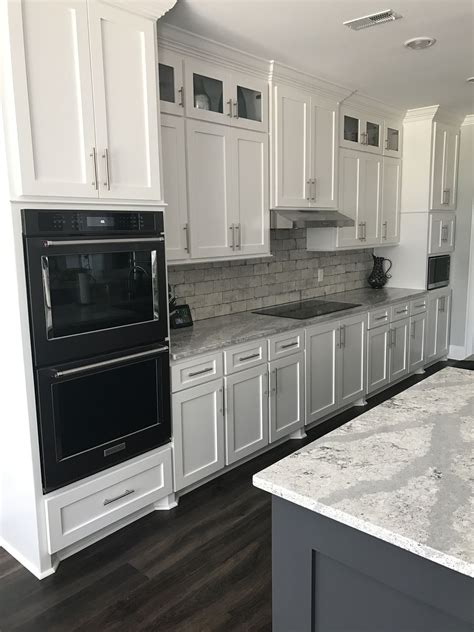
448;344;469;360
0;539;58;580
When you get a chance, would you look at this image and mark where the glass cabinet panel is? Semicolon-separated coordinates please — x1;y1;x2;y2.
366;121;380;148
344;115;359;143
386;127;399;152
193;73;223;113
236;85;262;122
159;63;175;103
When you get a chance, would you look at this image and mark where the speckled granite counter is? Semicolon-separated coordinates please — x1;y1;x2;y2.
170;287;426;361
254;367;474;578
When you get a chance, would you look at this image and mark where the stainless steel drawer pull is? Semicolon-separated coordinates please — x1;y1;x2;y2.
280;341;298;349
42;237;164;247
375;315;388;321
188;367;213;377
396;308;408;314
239;353;260;362
103;489;134;506
415;303;425;308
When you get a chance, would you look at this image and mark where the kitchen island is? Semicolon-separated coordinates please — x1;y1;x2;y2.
253;367;474;632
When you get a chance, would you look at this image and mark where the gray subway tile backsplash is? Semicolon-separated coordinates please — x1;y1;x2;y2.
168;229;374;321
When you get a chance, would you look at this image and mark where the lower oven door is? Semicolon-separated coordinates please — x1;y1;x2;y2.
36;345;171;492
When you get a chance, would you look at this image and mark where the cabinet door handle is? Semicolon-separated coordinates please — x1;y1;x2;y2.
415;303;425;309
358;223;364;240
361;131;368;145
396;308;408;314
382;221;388;240
229;225;235;250
271;369;277;394
227;99;233;117
188;367;213;377
385;138;389;150
281;341;298;349
178;86;184;107
239;352;260;362
219;387;224;414
235;223;241;249
375;314;388;321
103;489;134;506
363;222;367;241
340;324;346;348
233;100;239;119
102;148;110;190
442;189;450;205
183;223;190;252
311;178;316;201
411;321;416;339
392;328;396;346
306;179;311;201
90;147;98;189
438;297;446;312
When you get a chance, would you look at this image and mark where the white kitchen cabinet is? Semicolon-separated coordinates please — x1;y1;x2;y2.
428;212;456;254
6;0;98;197
383;118;403;159
172;379;225;491
225;365;269;465
389;318;409;382
367;324;390;394
409;312;426;373
231;71;268;133
430;122;459;211
272;84;338;209
337;149;382;248
426;290;451;363
380;157;401;244
340;107;384;155
338;314;365;407
158;48;184;116
161;115;189;260
269;352;305;442
88;2;161;201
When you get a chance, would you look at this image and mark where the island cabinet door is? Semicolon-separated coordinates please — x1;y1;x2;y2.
269;353;305;443
389;318;409;382
338;314;365;406
172;379;225;491
367;324;390;394
305;322;339;424
225;365;269;465
409;313;426;373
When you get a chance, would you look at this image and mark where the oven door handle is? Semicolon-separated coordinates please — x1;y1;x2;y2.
42;237;165;248
50;346;168;379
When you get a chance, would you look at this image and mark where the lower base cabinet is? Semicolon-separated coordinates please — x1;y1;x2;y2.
367;324;390;393
172;379;225;491
390;317;409;381
426;290;451;363
225;365;269;465
269;352;305;442
409;312;426;372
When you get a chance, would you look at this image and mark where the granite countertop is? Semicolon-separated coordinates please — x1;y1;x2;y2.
253;367;474;577
170;287;427;361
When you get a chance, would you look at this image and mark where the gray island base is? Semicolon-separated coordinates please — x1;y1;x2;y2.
254;368;474;631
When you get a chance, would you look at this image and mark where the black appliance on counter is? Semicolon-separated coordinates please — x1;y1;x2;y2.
427;255;450;290
23;209;171;492
253;298;361;320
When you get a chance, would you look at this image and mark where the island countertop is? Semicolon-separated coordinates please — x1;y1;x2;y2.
170;286;427;361
253;367;474;578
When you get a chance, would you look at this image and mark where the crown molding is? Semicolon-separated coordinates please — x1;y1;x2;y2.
462;114;474;126
404;105;464;127
269;61;351;102
104;0;177;20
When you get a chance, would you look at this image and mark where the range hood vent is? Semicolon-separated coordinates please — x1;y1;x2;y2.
272;209;355;228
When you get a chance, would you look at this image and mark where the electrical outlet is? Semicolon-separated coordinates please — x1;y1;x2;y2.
317;268;324;282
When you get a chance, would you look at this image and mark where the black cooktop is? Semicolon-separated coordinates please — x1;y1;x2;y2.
253;299;361;320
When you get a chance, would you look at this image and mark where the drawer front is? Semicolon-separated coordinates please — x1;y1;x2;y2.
224;340;267;375
268;330;304;361
410;296;428;316
171;352;223;392
45;446;172;554
391;301;410;322
368;306;390;329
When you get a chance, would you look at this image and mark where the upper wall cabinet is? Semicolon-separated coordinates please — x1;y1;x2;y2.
6;0;161;201
272;83;338;209
340;107;402;158
430;122;459;211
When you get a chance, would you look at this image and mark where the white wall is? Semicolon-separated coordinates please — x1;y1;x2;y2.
450;117;474;359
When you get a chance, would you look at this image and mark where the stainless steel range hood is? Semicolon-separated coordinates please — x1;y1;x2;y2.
272;209;354;228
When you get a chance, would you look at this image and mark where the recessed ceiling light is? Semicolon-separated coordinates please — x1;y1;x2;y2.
466;77;474;83
404;37;436;50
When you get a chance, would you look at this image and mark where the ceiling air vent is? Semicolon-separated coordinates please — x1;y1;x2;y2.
344;9;402;31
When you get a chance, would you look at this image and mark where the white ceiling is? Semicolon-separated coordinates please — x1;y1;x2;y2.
162;0;474;116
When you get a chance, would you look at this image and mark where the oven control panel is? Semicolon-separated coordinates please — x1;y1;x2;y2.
22;210;160;236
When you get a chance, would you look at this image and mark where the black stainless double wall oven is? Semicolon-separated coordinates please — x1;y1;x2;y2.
23;210;171;492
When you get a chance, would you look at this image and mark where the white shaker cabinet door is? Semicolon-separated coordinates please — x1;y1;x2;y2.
161;115;189;261
309;97;338;209
430;123;459;211
338;314;365;407
381;157;401;244
367;324;390;394
232;128;269;256
269;352;305;443
172;379;225;491
225;365;269;465
88;2;161;201
337;149;363;248
389;318;409;382
272;84;312;208
435;293;450;358
360;153;382;245
305;321;339;424
8;0;98;197
409;313;426;373
186;120;235;258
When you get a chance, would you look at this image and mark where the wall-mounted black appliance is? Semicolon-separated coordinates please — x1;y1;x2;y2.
427;255;450;290
23;210;171;492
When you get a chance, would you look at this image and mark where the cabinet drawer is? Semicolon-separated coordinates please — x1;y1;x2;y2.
410;296;428;316
391;301;410;322
224;340;267;375
268;330;304;361
171;352;223;392
368;307;390;329
45;446;172;554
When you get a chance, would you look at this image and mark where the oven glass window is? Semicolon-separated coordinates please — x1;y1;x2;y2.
53;359;161;459
42;250;158;339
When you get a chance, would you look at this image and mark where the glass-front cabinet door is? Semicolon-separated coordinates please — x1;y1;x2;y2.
383;118;403;158
158;49;184;116
231;72;268;132
340;108;383;154
184;58;232;123
362;115;384;154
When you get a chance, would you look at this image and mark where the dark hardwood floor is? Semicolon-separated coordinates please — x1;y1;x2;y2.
0;360;471;632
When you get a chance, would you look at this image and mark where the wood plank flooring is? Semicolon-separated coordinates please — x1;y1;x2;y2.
0;360;471;632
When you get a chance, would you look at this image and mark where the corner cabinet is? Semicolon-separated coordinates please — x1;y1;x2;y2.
6;0;161;201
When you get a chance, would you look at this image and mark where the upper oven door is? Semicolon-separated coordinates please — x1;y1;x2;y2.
25;236;168;366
